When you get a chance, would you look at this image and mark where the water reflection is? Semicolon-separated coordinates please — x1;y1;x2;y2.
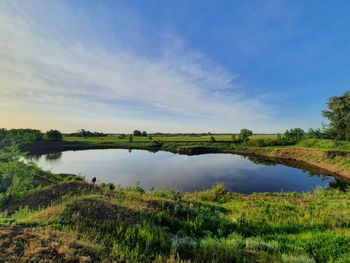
45;152;62;161
30;149;349;194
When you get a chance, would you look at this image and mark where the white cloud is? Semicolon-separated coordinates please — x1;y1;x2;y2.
0;2;270;132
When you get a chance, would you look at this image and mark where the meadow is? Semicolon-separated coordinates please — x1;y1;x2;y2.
64;133;277;143
1;177;350;262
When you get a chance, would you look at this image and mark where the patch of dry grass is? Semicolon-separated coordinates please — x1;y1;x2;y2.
0;226;101;262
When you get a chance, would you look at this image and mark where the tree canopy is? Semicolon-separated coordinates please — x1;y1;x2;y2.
284;128;305;141
323;91;350;141
44;130;63;142
0;146;38;204
239;129;253;142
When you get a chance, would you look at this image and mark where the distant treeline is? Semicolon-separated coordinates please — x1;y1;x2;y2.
68;129;108;137
0;129;62;145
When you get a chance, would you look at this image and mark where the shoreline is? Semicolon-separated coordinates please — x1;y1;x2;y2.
22;140;350;181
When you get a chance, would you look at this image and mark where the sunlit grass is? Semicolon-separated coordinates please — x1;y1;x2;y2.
1;181;350;262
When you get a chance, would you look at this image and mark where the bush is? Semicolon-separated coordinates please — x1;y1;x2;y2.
192;183;228;202
239;129;253;142
118;134;126;139
133;130;142;136
284;128;305;141
44;130;62;141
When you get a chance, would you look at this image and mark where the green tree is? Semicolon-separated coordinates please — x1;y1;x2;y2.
284;128;305;141
128;134;133;142
307;128;323;139
142;131;147;136
118;134;126;139
239;129;253;142
323;91;350;140
44;130;63;141
210;135;216;142
0;147;38;205
133;130;142;136
23;129;43;143
276;133;282;140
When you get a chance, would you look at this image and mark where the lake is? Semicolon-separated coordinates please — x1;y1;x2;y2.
31;148;341;193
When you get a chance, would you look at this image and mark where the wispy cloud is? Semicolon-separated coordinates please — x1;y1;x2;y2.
0;1;271;132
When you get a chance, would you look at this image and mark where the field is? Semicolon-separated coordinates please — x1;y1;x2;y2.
62;135;350;151
64;134;277;143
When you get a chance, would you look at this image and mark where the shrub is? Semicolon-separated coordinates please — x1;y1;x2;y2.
44;130;63;141
239;129;253;142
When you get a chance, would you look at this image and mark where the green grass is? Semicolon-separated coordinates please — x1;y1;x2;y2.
64;134;277;143
61;135;350;154
1;181;350;262
296;138;350;151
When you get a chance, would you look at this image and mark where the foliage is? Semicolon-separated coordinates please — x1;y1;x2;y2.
118;133;126;139
296;138;350;151
0;146;38;206
190;182;228;202
0;128;43;144
239;129;253;142
307;128;323;139
44;129;63;141
284;128;305;141
133;130;142;136
71;129;107;137
323;91;350;141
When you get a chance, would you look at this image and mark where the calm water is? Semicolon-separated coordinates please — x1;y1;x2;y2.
31;149;338;193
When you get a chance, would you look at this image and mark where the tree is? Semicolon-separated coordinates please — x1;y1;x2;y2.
118;134;126;139
322;91;350;140
128;134;133;142
0;128;5;140
239;129;253;142
276;133;282;140
210;135;216;142
0;146;38;204
284;128;305;141
142;131;147;136
232;134;237;141
133;130;142;136
0;129;43;143
44;130;62;141
23;129;43;143
307;128;323;139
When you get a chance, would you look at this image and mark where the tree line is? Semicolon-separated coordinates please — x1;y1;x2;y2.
68;129;107;138
0;129;62;144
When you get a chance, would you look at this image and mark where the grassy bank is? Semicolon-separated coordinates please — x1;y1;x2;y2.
1;177;350;262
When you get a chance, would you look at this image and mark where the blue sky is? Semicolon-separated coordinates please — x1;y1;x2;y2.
0;0;349;133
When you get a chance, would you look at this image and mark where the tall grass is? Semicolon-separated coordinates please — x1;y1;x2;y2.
2;181;350;262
